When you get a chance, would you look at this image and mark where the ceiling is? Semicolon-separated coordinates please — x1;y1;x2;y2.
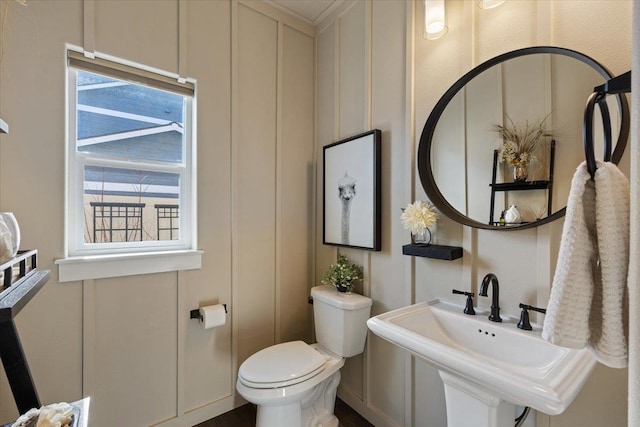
267;0;343;25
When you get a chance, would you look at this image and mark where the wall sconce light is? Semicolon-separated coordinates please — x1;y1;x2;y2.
424;0;448;40
478;0;505;9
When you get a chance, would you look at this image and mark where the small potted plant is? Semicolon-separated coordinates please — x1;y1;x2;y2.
401;200;438;245
321;254;363;293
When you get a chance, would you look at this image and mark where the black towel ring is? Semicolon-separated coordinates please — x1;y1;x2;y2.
583;70;632;180
583;91;612;179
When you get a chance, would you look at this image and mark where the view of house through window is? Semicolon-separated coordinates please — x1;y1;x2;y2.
68;57;194;254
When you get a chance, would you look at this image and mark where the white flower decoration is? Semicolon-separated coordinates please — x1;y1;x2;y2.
400;200;438;235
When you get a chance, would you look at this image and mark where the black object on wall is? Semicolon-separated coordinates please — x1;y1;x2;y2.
0;251;46;414
417;46;630;231
584;70;631;179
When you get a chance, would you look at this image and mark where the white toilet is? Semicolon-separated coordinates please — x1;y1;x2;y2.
236;285;372;427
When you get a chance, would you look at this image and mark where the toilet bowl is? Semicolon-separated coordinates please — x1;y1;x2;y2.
236;285;372;427
237;341;344;426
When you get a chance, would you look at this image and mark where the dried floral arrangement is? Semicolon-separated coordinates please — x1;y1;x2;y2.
493;115;551;168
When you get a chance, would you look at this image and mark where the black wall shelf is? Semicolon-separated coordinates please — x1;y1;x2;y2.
490;180;550;191
489;140;555;225
402;244;463;261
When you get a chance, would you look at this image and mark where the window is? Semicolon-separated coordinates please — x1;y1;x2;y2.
66;51;196;257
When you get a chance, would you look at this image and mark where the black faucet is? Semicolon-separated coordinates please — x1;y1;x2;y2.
479;273;502;322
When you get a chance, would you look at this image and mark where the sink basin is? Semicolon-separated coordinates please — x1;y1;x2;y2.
367;299;596;416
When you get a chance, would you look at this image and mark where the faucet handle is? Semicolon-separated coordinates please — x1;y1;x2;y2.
452;289;476;315
517;303;547;330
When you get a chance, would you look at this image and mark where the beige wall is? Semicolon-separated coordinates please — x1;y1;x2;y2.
0;0;633;426
316;1;631;427
0;0;314;425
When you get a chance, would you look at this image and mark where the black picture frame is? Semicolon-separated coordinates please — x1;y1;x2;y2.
323;129;381;251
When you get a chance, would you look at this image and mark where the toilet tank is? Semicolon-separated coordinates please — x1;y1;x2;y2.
311;285;373;357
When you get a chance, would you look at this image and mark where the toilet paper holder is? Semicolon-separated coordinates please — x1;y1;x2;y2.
190;304;227;321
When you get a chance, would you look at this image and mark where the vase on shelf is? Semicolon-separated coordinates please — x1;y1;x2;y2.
0;212;20;262
504;205;521;224
411;227;432;246
512;164;528;182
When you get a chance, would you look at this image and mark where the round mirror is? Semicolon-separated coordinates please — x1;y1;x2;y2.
418;46;629;230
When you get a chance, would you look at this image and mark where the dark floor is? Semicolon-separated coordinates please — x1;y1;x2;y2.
195;397;374;427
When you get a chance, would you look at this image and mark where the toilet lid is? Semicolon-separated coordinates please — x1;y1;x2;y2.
238;341;326;389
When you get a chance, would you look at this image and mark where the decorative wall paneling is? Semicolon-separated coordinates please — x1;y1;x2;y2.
316;1;632;427
0;0;631;426
0;0;314;425
279;24;315;344
316;1;408;426
232;0;315;362
234;0;279;370
403;2;418;426
181;0;233;422
335;0;368;408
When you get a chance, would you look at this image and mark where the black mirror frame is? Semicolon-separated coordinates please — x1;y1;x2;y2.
418;46;630;231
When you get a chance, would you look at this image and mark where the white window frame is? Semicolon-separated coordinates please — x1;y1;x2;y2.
58;49;200;281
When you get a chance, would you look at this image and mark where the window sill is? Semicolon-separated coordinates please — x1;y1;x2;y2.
55;249;203;282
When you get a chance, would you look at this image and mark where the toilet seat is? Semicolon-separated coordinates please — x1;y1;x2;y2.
238;341;326;389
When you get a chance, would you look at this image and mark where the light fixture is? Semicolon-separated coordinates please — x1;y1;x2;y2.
478;0;506;9
424;0;448;40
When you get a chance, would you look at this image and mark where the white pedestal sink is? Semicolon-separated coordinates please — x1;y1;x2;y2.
367;299;596;427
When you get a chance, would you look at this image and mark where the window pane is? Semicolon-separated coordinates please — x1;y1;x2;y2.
76;70;185;163
84;166;180;243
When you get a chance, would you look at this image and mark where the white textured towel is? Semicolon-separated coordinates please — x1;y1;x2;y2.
542;160;629;368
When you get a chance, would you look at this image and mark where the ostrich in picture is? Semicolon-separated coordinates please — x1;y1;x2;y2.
338;172;357;245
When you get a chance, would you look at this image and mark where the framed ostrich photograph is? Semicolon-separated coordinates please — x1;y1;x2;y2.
323;129;381;251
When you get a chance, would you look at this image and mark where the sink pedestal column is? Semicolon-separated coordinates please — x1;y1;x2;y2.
439;371;515;427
